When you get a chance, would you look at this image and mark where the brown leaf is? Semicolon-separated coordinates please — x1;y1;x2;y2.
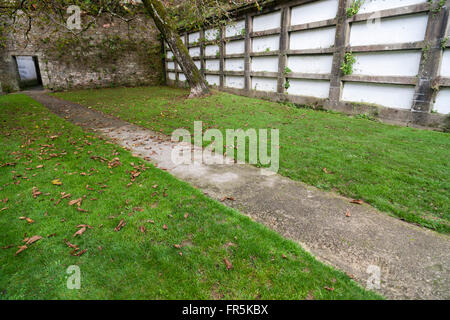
15;245;28;256
26;217;35;224
221;196;236;202
64;239;79;249
173;244;181;249
162;224;168;230
24;235;42;245
0;207;7;212
345;209;351;217
114;219;126;232
32;187;42;198
184;213;189;219
324;286;335;291
73;227;87;237
68;198;82;206
76;224;94;229
139;226;146;233
223;258;233;270
72;249;87;256
350;199;364;205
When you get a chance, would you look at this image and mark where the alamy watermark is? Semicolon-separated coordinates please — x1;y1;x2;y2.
171;121;279;175
66;265;81;290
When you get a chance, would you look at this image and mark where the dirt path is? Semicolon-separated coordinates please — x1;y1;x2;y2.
27;92;450;300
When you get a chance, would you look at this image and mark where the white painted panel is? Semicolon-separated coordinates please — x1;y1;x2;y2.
252;35;280;52
189;47;200;57
167;61;175;70
359;0;427;14
349;13;428;46
287;55;333;74
206;75;220;86
225;76;245;89
205;44;220;56
342;82;415;109
252;77;277;92
434;88;450;114
253;11;281;32
225;58;245;71
226;40;245;54
251;56;279;72
167;51;173;59
179;73;186;81
188;31;200;44
353;51;421;76
205;59;220;71
290;26;336;50
194;60;201;69
440;50;450;77
205;28;219;41
291;0;339;25
168;72;176;80
287;79;330;98
226;20;245;37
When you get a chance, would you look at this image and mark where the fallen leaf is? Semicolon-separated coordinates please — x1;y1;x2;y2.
115;219;126;232
15;245;28;256
73;249;87;257
0;207;7;212
162;224;168;230
345;209;351;217
350;199;364;205
68;198;82;206
324;286;335;291
25;235;42;245
221;196;236;202
174;244;181;249
223;258;233;270
184;213;189;219
139;226;146;233
52;179;62;186
64;239;78;249
73;227;87;237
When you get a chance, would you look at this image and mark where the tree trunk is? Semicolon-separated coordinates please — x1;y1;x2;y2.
142;0;210;98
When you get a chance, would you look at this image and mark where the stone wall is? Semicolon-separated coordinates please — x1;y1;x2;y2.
0;12;163;92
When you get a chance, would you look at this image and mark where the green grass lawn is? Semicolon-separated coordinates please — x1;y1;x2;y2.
0;94;380;300
52;86;450;233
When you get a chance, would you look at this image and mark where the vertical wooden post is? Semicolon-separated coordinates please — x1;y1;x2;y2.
277;6;291;94
412;1;449;122
199;29;205;76
328;0;350;108
244;14;253;92
219;25;225;89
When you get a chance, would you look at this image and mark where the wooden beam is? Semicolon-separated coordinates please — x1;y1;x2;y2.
412;1;449;117
277;7;290;93
328;0;350;107
244;14;252;91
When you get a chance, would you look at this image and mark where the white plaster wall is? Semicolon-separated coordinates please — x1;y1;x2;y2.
353;51;421;76
225;58;245;71
342;82;415;109
434;88;450;114
252;35;280;52
179;73;186;81
167;51;173;59
226;20;245;37
194;60;201;69
251;56;279;72
226;40;245;54
188;32;200;44
225;76;245;89
189;47;201;57
359;0;427;14
253;11;281;32
206;75;220;86
205;28;219;41
287;55;333;74
349;13;428;46
287;79;330;98
205;59;220;71
168;72;176;80
167;61;175;70
290;26;336;50
291;0;339;26
252;77;277;92
440;50;450;77
205;44;220;57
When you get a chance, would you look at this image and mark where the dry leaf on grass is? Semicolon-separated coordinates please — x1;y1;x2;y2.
223;258;233;270
114;219;126;232
73;227;87;237
345;209;351;217
52;179;62;186
350;199;364;205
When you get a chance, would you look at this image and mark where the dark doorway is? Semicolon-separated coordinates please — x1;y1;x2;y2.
14;55;43;90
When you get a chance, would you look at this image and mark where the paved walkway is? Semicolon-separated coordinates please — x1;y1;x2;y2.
28;92;450;300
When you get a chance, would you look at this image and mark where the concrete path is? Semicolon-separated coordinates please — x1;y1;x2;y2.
27;92;450;300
